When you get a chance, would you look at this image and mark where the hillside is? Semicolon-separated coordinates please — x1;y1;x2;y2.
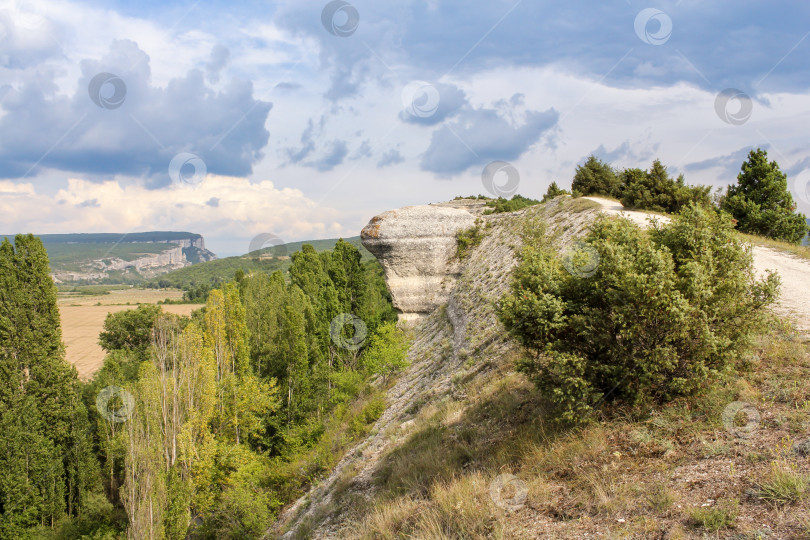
1;231;217;283
274;197;810;539
148;235;373;293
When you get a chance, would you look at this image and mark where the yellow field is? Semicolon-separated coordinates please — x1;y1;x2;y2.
58;289;200;379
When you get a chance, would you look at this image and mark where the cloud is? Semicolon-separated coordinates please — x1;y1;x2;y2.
398;82;467;126
76;198;99;208
684;145;763;180
0;39;271;184
285;118;318;164
419;101;558;175
377;149;404;168
0;175;347;256
350;140;372;160
311;140;348;171
205;43;230;84
283;116;349;171
591;140;660;166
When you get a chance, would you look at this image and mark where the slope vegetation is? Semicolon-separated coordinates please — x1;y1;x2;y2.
274;196;810;539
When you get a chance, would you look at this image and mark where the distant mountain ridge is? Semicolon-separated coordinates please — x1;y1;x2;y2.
1;231;217;284
148;236;372;292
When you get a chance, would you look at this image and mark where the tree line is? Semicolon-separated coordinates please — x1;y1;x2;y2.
0;237;406;538
564;148;809;244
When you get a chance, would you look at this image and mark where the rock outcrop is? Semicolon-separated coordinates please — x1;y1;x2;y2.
361;203;481;323
273;196;605;539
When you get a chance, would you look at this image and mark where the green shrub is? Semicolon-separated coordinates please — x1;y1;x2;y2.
619;160;711;213
541;181;571;203
483;194;541;214
361;322;410;381
498;204;779;422
456;219;485;259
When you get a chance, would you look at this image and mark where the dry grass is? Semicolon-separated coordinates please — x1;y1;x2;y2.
738;231;810;261
352;473;503;540
347;320;810;538
754;457;810;506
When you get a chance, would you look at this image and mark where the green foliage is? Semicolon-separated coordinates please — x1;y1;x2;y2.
452;194;492;200
456;219;486;260
0;235;98;535
498;205;779;422
572;155;621;197
570;155;711;213
688;499;739;532
620;160;711;213
361;322;410;380
541;181;570;202
98;304;164;355
146;236;375;301
1;235;400;538
483;194;541;214
722;148;810;244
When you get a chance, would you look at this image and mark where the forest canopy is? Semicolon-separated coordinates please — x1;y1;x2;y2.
0;237;403;539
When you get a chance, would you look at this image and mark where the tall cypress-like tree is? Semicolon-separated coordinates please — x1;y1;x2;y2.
0;235;95;532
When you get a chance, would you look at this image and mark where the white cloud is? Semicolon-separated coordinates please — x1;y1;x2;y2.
0;175;348;255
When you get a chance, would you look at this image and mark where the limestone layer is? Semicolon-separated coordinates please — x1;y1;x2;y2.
361;204;477;321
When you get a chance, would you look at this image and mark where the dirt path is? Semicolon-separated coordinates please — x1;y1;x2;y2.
584;196;810;337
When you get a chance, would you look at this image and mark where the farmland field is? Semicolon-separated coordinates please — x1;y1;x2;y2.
58;288;201;378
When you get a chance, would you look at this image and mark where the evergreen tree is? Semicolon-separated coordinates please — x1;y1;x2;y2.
722;148;810;243
620;160;710;213
0;235;96;532
571;155;620;197
541;181;570;202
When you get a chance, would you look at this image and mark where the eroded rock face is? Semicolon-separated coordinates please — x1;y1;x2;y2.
361;204;477;322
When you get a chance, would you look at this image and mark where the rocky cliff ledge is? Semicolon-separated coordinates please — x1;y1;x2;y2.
361;201;485;323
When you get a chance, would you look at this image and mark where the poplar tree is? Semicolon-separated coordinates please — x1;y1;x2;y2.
0;235;95;532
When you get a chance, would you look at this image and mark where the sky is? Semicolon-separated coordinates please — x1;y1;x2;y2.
1;0;810;256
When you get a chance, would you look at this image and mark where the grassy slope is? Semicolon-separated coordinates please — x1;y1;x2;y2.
351;321;809;539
